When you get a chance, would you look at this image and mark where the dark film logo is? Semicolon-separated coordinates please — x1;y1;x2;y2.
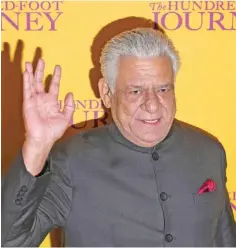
1;0;64;31
150;1;236;31
58;99;110;129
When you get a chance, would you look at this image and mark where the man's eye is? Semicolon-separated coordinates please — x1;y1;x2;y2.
131;89;141;94
158;88;168;93
158;87;171;93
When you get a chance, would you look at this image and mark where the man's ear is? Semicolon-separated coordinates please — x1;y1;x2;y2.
98;78;112;108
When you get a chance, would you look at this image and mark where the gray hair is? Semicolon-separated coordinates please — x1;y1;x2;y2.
100;28;181;92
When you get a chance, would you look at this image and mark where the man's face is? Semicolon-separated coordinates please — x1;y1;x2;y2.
108;56;176;147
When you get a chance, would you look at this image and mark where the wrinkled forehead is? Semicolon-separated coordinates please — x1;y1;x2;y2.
125;74;171;86
117;56;174;86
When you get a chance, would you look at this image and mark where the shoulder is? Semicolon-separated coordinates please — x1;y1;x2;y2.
174;119;226;155
50;124;112;158
174;120;227;181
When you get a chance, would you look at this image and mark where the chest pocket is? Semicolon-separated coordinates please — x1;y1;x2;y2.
193;190;224;222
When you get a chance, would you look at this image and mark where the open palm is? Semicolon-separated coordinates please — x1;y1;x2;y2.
23;59;75;144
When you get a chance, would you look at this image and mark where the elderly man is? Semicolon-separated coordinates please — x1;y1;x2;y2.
2;28;236;247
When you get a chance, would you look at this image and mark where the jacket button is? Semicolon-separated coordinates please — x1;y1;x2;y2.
160;192;168;201
165;234;173;242
152;152;159;161
17;192;24;198
15;199;22;205
18;190;25;196
21;185;28;192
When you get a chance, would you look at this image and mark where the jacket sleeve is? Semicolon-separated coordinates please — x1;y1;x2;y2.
215;147;236;246
1;143;73;247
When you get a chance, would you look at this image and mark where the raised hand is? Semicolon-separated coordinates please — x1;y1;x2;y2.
23;59;75;144
22;59;75;175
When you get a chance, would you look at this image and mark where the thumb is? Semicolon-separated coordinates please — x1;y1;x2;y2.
62;92;75;123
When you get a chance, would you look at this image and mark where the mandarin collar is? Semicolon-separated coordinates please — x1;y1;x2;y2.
108;119;177;153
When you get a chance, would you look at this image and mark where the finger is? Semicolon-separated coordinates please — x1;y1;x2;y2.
32;47;42;71
62;93;75;122
25;62;36;95
23;70;32;101
49;65;61;98
35;58;45;93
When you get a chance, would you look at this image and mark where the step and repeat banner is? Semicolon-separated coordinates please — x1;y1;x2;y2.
2;0;236;246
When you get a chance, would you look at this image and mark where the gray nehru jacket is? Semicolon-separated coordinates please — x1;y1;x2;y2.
2;119;236;247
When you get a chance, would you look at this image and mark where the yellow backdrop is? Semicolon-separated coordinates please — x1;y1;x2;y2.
1;1;236;247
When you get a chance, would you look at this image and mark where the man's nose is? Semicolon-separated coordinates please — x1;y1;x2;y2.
140;91;160;114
